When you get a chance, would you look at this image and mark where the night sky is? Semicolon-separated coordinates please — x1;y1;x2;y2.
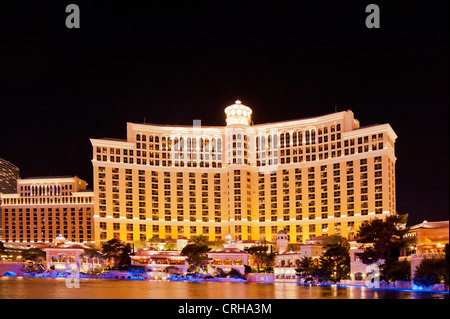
0;1;448;226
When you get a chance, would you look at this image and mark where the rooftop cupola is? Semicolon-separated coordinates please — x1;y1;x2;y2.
224;100;252;126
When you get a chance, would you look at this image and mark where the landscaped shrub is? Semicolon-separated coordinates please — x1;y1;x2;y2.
413;257;446;287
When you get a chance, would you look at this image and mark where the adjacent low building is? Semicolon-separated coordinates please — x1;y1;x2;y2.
0;158;20;241
348;220;449;284
0;176;94;245
348;241;376;282
274;244;324;282
130;247;188;276
408;220;449;255
0;158;19;195
44;234;103;272
402;220;449;283
208;246;249;275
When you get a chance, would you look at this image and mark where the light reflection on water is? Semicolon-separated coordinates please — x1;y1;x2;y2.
0;277;447;299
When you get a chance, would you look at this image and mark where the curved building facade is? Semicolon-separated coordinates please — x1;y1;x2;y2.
90;100;397;247
0;158;19;194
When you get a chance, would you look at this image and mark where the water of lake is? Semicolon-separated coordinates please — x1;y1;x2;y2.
0;277;447;299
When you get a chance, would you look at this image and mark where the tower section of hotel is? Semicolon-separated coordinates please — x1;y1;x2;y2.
0;176;94;245
0;158;20;240
0;158;20;194
90;101;397;247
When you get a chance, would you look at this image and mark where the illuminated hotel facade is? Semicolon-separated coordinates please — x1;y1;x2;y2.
0;176;94;245
0;158;20;240
90;101;397;247
0;158;20;194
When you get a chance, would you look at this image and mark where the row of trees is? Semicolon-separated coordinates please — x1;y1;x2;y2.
180;234;351;279
3;214;448;286
179;235;279;274
297;214;449;286
296;235;350;282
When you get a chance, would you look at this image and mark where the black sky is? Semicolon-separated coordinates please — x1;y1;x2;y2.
0;1;448;226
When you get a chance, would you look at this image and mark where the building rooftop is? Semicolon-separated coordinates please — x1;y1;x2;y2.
209;247;248;254
20;175;77;180
411;220;449;230
99;137;128;142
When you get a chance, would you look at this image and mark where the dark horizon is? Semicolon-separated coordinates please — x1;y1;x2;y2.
0;1;448;226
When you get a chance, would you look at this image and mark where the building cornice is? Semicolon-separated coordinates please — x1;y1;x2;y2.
90;138;135;148
343;123;397;140
251;111;350;130
127;122;226;135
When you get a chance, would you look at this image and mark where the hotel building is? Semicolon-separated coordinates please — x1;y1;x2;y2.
0;158;20;240
90;100;397;248
0;176;94;245
0;158;20;195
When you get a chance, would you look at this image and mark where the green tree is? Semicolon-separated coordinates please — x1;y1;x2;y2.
385;259;411;282
315;258;334;282
320;235;350;282
227;268;246;279
190;235;225;250
190;235;209;245
146;235;161;249
21;247;46;262
264;251;276;273
181;243;211;272
244;265;252;274
245;244;274;273
164;242;177;251
22;248;46;272
356;214;412;278
295;256;315;279
413;257;447;287
101;239;132;267
445;243;449;286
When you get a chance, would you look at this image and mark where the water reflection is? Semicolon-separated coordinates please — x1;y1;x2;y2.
0;277;447;299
